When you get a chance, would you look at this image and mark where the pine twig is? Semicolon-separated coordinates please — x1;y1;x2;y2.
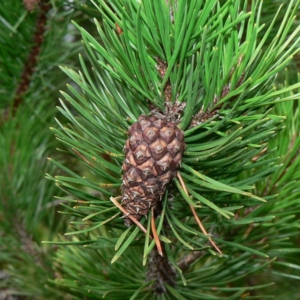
13;0;51;114
146;246;176;295
157;58;172;102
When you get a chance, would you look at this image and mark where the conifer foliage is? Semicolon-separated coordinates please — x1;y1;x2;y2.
1;0;300;299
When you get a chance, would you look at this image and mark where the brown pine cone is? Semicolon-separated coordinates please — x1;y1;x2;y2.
122;115;185;226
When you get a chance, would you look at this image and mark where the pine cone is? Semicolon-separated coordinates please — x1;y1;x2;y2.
122;115;185;226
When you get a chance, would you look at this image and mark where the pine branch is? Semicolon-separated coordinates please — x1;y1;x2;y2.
45;0;300;298
0;1;96;296
146;247;176;294
13;0;51;114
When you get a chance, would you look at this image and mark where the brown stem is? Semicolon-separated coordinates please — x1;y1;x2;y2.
13;0;51;114
157;58;172;102
146;246;176;295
